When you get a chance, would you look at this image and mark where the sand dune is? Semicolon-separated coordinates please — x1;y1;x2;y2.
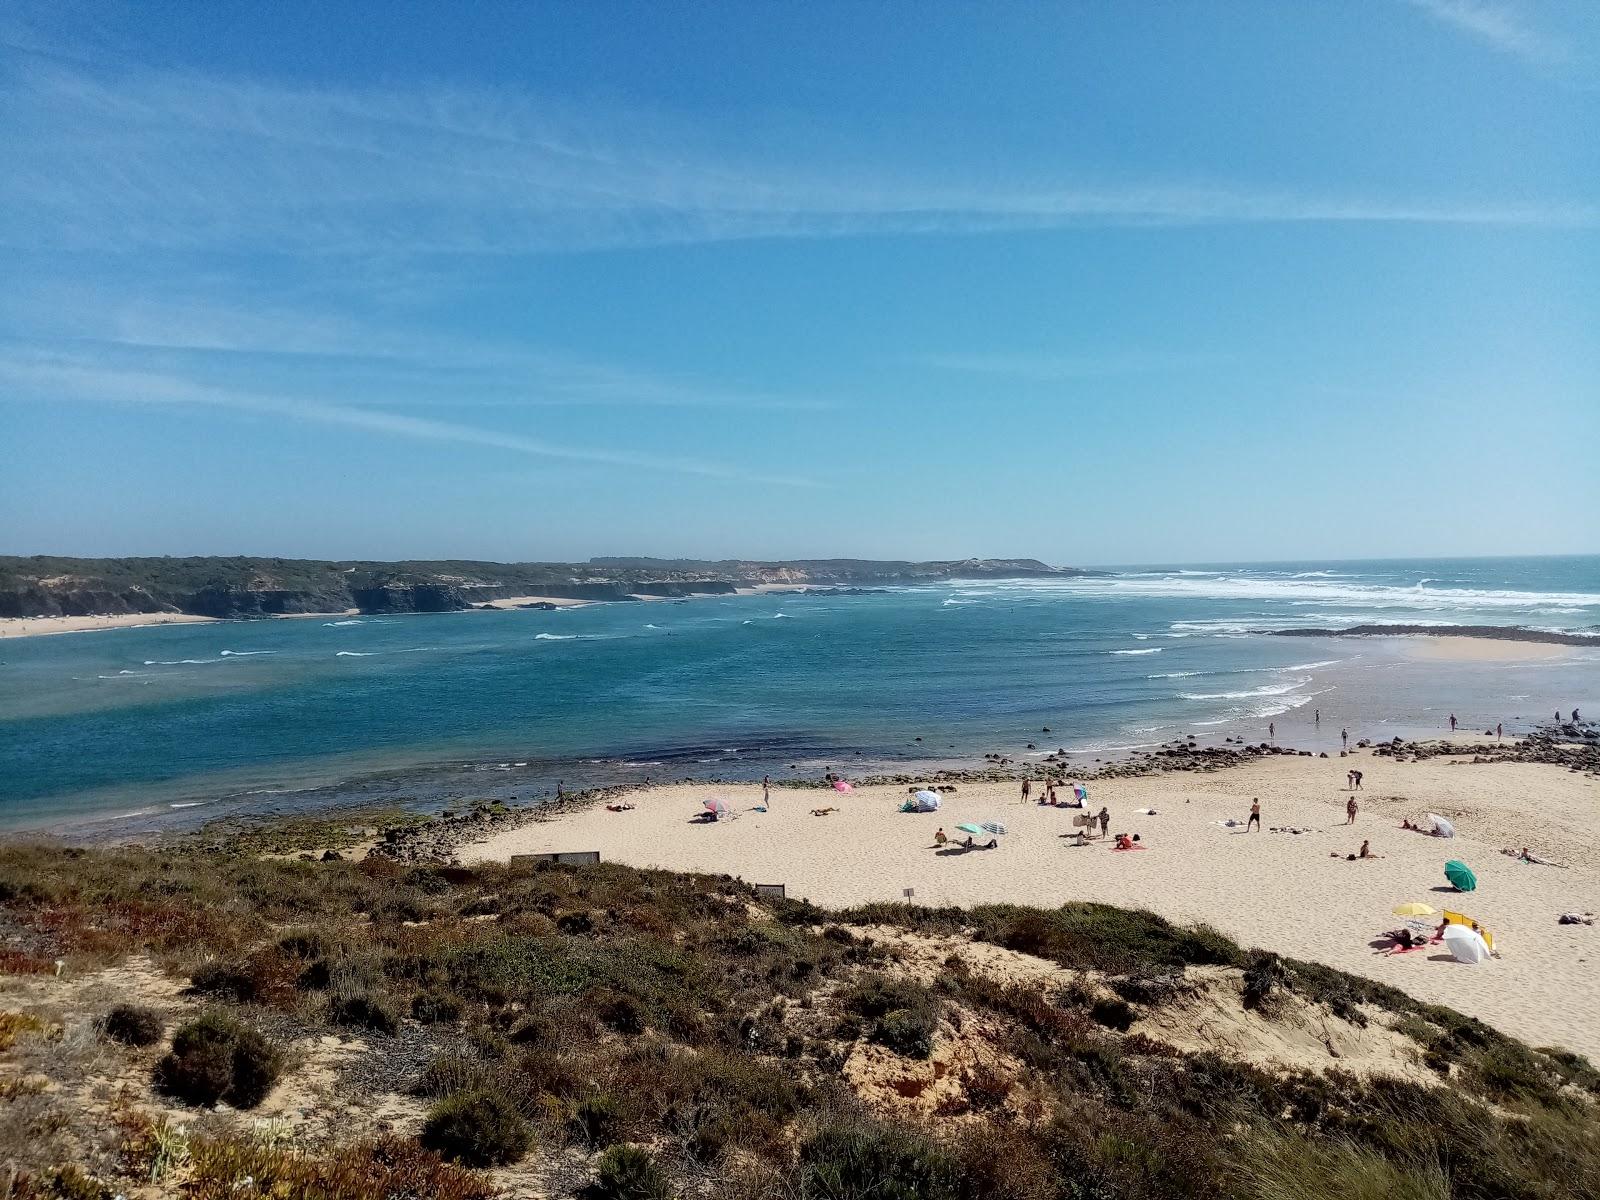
464;750;1600;1060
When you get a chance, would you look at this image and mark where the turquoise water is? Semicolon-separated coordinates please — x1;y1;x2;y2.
2;556;1597;835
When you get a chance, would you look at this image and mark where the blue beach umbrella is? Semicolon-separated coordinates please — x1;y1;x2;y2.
980;821;1008;836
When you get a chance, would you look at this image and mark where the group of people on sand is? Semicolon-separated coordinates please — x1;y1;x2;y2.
933;827;997;850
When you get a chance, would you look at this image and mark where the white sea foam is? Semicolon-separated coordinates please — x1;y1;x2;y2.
644;623;661;629
933;572;1600;618
334;650;374;657
1280;659;1341;671
219;650;274;656
323;619;363;626
143;657;224;665
1147;670;1202;678
1181;678;1309;700
1110;647;1162;655
536;633;577;640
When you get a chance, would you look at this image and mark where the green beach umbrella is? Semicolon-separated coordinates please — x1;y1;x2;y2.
956;823;985;835
1444;860;1477;892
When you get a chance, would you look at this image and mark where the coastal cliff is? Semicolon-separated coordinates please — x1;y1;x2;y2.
0;555;1087;620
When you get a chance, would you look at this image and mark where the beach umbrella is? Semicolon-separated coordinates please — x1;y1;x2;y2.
1073;784;1089;803
1442;924;1492;964
979;821;1008;836
914;789;941;809
955;823;985;835
703;798;729;816
832;780;853;792
1427;813;1456;838
1392;902;1437;917
1444;860;1477;892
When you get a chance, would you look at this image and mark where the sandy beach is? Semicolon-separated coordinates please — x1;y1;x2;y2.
0;612;220;638
465;748;1600;1059
1403;635;1576;663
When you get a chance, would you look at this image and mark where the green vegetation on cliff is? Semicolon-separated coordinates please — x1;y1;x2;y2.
0;842;1594;1199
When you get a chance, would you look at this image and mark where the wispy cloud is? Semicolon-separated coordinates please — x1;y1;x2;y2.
914;351;1230;382
1404;0;1573;66
0;353;821;487
2;55;1594;260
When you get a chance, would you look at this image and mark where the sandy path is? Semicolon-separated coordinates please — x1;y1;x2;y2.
464;751;1600;1060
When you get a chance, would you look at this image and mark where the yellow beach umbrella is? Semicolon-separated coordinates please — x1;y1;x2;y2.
1392;902;1437;917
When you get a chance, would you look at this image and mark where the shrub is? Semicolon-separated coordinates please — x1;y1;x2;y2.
185;1132;493;1200
581;1144;672;1200
103;1004;165;1047
572;1092;625;1146
189;961;260;1003
329;992;399;1034
799;1121;960;1200
871;1009;936;1059
411;990;464;1024
413;1052;484;1099
420;1089;532;1167
1091;997;1136;1031
592;989;648;1035
155;1013;282;1108
844;975;941;1060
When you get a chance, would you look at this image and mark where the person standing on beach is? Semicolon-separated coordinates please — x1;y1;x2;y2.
763;775;770;807
1268;721;1275;742
1021;779;1031;804
1247;799;1261;831
1341;728;1349;750
1496;723;1503;742
1315;709;1320;727
1347;796;1358;824
1353;769;1363;790
1097;806;1110;838
1449;713;1457;732
1347;769;1355;790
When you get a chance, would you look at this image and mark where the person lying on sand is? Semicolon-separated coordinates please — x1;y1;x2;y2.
1113;833;1145;851
1382;928;1426;953
810;806;837;816
1502;847;1567;867
605;802;636;812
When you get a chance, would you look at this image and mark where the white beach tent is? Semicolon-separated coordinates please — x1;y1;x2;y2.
913;789;942;812
1427;813;1456;838
1442;924;1492;964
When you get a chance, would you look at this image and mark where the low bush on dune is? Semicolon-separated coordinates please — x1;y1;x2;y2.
155;1013;282;1108
184;1132;493;1200
102;1004;164;1047
328;990;400;1034
420;1089;532;1167
581;1144;673;1200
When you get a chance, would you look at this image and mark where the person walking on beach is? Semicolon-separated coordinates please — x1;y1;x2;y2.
1268;721;1275;742
1347;796;1358;824
763;775;770;807
1353;769;1363;790
1496;723;1503;742
1341;728;1348;750
1449;713;1457;732
1575;708;1583;724
1315;709;1320;726
1021;779;1031;804
1097;806;1110;839
1247;799;1261;832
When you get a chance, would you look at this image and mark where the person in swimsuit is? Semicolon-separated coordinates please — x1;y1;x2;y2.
1097;806;1110;838
1347;796;1358;824
1247;799;1261;831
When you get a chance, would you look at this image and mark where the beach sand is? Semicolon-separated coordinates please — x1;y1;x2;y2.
464;750;1600;1059
0;612;220;638
480;595;596;609
1404;635;1575;663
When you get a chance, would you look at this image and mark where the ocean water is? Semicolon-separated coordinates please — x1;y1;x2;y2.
1;555;1596;835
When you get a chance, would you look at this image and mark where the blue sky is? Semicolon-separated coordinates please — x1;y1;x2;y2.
1;0;1596;566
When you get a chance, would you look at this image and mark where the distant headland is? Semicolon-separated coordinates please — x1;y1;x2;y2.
0;554;1093;623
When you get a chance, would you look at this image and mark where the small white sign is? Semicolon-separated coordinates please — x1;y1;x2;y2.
903;887;915;900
